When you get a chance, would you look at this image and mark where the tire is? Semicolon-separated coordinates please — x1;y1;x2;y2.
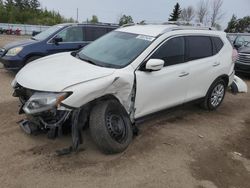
89;100;133;154
25;56;42;65
202;79;226;111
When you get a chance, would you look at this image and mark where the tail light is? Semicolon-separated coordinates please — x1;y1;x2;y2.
232;49;238;63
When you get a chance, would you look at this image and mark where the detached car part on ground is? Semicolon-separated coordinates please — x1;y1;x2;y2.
12;24;235;154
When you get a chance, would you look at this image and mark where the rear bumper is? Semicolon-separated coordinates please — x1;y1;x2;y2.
0;55;24;70
235;62;250;74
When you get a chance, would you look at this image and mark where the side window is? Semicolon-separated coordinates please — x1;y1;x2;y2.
85;27;107;41
212;37;224;54
56;26;84;42
151;37;185;66
185;36;213;61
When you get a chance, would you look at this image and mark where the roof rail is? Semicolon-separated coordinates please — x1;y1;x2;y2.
160;25;216;35
121;23;136;28
81;22;119;27
171;26;215;31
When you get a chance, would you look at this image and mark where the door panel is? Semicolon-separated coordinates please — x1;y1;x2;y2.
135;64;190;118
46;26;87;55
134;36;190;118
185;56;218;101
184;36;220;101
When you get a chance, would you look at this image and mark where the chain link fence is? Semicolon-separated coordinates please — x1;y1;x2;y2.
0;23;50;36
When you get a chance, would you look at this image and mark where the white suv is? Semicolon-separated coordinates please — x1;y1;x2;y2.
12;24;235;154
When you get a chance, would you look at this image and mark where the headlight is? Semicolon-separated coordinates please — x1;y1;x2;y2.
23;92;70;114
6;47;23;56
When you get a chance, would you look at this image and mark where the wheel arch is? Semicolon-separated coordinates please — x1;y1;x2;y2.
208;74;229;92
24;53;44;63
77;94;128;118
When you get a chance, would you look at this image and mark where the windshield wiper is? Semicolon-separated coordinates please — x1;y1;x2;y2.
77;55;100;66
31;37;37;41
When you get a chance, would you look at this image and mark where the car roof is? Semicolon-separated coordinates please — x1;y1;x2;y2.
117;24;224;37
117;24;178;37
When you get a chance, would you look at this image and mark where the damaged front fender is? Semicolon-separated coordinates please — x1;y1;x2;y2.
62;66;135;120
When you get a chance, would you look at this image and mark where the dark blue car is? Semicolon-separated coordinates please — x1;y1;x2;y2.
0;23;118;71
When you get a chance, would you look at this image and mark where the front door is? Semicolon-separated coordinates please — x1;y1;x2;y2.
135;36;190;119
47;26;88;54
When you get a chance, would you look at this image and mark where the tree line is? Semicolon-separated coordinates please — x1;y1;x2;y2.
117;0;249;32
0;0;75;25
225;15;250;33
0;0;249;32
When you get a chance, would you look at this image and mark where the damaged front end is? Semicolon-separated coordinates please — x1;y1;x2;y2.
13;83;73;138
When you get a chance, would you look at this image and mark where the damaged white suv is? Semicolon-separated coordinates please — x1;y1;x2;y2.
12;24;235;154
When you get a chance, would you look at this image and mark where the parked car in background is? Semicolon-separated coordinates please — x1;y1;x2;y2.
32;30;41;36
227;33;238;44
234;34;250;74
0;23;118;71
12;24;235;154
233;33;250;50
0;27;4;34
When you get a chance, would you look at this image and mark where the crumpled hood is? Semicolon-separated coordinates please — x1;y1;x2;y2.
16;52;116;92
3;39;37;50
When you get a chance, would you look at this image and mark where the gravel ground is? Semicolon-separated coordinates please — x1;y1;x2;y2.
0;35;250;188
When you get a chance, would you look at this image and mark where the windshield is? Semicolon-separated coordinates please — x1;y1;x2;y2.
235;35;250;47
78;31;155;68
33;25;64;41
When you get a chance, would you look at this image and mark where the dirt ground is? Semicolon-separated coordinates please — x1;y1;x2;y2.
0;35;250;188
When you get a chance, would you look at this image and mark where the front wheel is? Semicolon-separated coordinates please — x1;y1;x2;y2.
89;100;133;154
202;79;226;111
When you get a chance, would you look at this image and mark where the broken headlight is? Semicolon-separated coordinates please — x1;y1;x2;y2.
23;92;70;114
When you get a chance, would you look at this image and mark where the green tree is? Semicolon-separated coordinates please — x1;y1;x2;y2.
4;0;14;11
236;16;250;33
119;14;134;26
90;15;99;23
225;15;237;33
23;0;30;9
30;0;40;10
0;0;75;25
14;0;25;9
169;3;181;21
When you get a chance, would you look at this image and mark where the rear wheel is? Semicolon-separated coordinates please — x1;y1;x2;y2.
202;79;226;110
90;100;133;154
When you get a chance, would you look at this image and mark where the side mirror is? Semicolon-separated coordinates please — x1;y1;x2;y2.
145;59;165;71
53;36;63;45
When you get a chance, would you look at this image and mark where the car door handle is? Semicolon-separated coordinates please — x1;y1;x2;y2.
213;62;220;67
179;72;189;77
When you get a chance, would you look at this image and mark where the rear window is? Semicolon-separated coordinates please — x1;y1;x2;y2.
185;36;213;61
212;37;224;54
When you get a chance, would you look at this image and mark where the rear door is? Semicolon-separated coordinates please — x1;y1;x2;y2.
184;36;220;101
46;26;87;54
135;36;190;118
84;26;111;42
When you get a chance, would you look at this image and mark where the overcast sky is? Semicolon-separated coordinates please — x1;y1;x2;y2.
39;0;250;28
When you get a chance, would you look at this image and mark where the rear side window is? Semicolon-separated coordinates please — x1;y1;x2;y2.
151;36;185;66
85;27;108;41
185;36;213;61
212;37;224;54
